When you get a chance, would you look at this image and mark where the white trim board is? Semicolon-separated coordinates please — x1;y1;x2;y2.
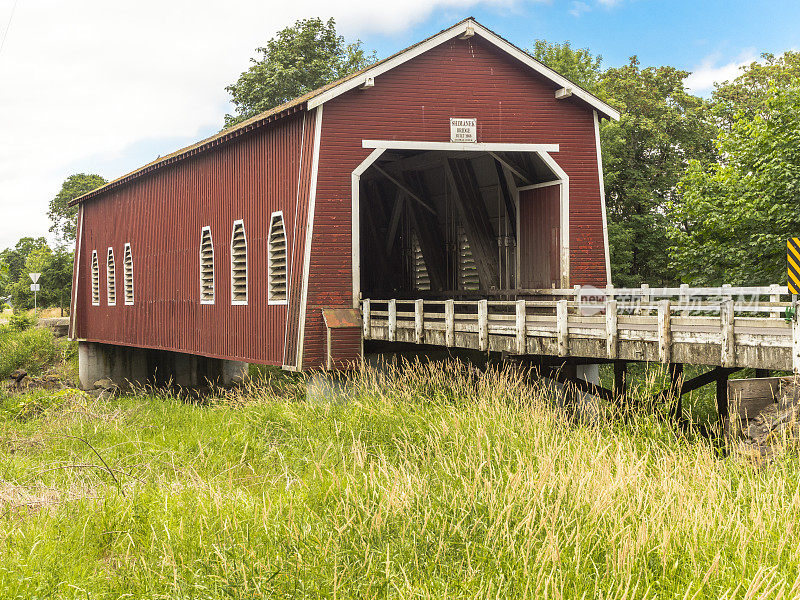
594;110;612;286
351;148;388;308
308;19;619;121
362;140;559;153
296;105;324;370
69;204;84;339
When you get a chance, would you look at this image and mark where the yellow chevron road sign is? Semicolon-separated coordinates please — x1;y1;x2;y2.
789;238;800;293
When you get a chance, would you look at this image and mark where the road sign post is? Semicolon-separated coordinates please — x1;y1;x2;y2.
29;273;41;313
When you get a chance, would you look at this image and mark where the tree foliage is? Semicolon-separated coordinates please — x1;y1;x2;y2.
671;81;800;285
0;238;73;314
48;173;107;246
600;58;716;286
711;51;800;129
528;39;603;94
224;18;376;127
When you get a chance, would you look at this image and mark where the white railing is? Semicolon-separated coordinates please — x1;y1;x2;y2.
361;286;799;371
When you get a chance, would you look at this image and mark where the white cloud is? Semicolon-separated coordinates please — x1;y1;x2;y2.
596;0;622;6
570;2;591;17
684;50;758;96
0;0;516;249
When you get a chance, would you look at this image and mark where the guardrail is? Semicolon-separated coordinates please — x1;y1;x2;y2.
361;286;800;372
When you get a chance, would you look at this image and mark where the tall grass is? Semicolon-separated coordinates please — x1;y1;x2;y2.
0;361;798;598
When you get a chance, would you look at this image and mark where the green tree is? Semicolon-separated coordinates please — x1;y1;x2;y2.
528;39;604;95
48;173;107;246
711;51;800;129
224;17;376;127
600;57;716;286
670;83;800;285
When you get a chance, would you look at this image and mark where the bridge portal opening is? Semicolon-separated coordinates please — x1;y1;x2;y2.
357;148;566;301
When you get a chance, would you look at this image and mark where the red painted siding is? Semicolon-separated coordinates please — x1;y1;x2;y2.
303;36;607;367
74;111;312;365
519;185;561;288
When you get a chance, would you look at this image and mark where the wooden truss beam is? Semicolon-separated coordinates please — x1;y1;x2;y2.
402;170;448;292
444;157;501;289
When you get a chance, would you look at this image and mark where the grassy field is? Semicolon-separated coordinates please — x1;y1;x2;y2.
1;330;799;598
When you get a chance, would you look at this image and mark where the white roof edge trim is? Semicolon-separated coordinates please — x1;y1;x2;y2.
308;19;620;121
362;140;560;153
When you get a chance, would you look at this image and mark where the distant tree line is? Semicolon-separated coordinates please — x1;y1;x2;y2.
5;18;795;314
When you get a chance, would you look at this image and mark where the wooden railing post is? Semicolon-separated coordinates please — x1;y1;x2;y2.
639;283;650;315
388;299;397;342
478;299;489;351
557;300;569;357
606;299;618;359
658;299;671;363
680;283;690;316
445;299;455;347
362;299;371;339
770;283;781;318
414;299;424;344
720;299;735;367
515;299;526;354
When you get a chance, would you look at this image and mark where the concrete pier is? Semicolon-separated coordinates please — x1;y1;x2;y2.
78;342;248;390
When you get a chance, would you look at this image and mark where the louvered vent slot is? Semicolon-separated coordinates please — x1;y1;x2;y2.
268;212;287;303
106;247;116;305
123;243;134;305
200;227;214;303
230;220;247;304
91;250;100;305
412;233;430;291
458;228;480;291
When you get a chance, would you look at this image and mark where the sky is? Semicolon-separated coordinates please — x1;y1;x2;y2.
1;0;799;251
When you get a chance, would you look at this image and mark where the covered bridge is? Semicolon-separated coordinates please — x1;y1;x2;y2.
69;18;619;387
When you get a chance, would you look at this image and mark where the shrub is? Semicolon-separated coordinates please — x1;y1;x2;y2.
7;312;36;331
0;327;60;379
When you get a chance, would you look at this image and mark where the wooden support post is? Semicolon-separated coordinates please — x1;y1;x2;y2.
515;299;526;354
720;299;734;367
445;299;455;347
388;299;397;342
478;299;489;351
658;299;671;363
362;299;371;339
613;361;626;400
716;368;729;436
669;362;684;420
414;299;424;345
557;300;569;357
606;299;618;359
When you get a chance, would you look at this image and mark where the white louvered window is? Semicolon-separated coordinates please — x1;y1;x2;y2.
91;250;100;306
200;226;214;304
412;232;430;291
123;243;134;305
458;228;480;291
230;220;248;304
106;247;116;306
268;211;287;304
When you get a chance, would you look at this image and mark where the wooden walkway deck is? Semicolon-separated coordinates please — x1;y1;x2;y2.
361;286;800;372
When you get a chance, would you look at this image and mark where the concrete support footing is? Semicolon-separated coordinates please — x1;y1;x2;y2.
78;342;248;390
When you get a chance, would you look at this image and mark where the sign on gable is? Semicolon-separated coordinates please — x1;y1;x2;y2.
450;118;477;143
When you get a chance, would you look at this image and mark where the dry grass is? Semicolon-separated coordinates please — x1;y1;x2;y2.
0;361;798;598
